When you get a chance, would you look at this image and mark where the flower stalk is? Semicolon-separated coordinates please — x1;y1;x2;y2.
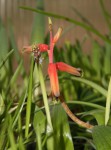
59;95;94;129
48;18;54;63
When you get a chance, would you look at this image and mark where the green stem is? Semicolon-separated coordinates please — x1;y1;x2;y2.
37;64;53;131
59;96;94;129
49;27;53;63
25;59;34;138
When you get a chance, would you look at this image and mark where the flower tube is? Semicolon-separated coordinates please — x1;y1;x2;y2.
48;63;60;97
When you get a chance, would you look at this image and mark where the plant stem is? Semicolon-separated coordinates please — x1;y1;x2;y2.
38;64;53;131
25;58;34;138
59;95;94;129
48;18;54;63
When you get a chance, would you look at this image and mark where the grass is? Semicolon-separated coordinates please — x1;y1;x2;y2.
0;0;111;149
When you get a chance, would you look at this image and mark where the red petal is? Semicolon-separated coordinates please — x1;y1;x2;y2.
56;62;82;76
38;44;48;52
48;63;60;97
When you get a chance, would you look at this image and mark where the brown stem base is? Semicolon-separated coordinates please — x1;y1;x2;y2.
59;96;94;129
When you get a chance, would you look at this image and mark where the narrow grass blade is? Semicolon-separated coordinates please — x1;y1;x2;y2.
105;77;111;125
18;116;25;150
12;91;26;127
50;104;74;150
34;120;42;150
36;64;53;149
71;6;94;28
74;136;96;149
67;101;105;110
0;49;14;69
8;115;17;150
92;126;111;150
100;0;111;33
38;65;53;131
31;0;45;44
83;109;105;125
35;124;42;150
0;94;5;115
0;18;9;61
92;41;101;79
33;100;105;116
33;106;46;150
31;0;45;87
20;6;111;43
0;115;8;149
103;42;111;75
25;58;34;138
5;60;23;95
9;60;23;87
62;76;107;97
9;21;19;61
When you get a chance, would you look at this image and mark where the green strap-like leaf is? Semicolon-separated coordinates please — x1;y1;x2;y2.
105;77;111;125
62;76;107;97
92;126;111;150
25;58;34;138
0;49;14;69
50;104;74;150
31;0;45;44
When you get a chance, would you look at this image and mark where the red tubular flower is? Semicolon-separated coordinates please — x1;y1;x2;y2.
48;62;82;97
22;18;83;97
56;62;82;77
22;44;48;53
47;19;82;97
22;18;94;129
48;63;60;97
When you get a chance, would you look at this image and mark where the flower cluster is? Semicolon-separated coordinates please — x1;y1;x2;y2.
22;18;82;97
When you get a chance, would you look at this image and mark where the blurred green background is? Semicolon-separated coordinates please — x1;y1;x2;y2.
0;0;111;51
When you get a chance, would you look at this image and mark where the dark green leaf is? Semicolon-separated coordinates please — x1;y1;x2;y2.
92;126;111;150
50;104;74;150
